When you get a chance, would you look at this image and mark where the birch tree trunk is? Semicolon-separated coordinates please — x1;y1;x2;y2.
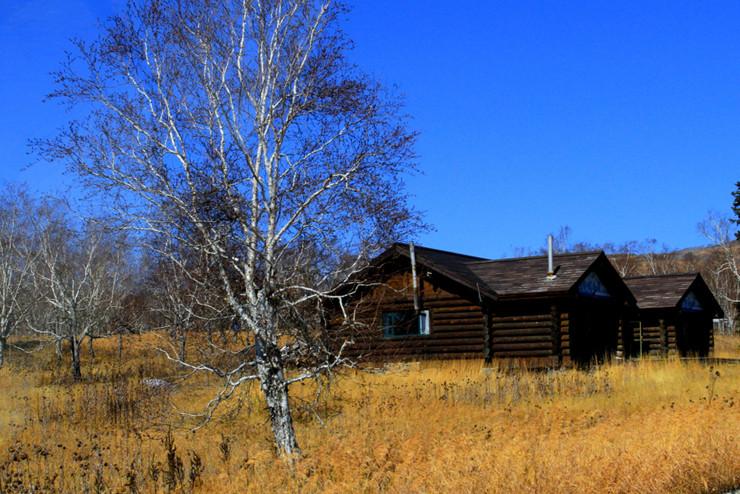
177;334;187;363
69;337;82;380
257;337;299;455
253;295;299;455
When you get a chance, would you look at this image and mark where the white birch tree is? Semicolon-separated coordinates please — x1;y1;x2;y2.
699;213;740;332
0;187;37;368
30;211;128;380
39;0;421;455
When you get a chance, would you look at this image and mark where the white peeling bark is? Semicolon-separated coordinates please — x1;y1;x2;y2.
257;342;299;456
253;295;299;456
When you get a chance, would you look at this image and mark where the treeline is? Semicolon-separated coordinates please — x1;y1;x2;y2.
0;184;238;377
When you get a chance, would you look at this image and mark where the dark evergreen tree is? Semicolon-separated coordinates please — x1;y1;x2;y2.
733;181;740;240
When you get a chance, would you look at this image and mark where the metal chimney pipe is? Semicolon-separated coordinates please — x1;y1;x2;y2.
547;234;554;277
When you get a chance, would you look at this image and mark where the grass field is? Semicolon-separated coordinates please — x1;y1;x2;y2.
0;333;739;493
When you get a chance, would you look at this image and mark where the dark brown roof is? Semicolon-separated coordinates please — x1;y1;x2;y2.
390;243;607;299
468;252;602;297
623;273;700;309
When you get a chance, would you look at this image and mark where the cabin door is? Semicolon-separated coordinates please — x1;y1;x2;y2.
676;312;711;357
569;300;619;367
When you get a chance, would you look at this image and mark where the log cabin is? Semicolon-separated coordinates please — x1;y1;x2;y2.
623;273;723;358
336;243;637;367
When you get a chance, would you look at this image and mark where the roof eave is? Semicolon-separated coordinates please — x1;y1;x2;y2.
388;244;499;303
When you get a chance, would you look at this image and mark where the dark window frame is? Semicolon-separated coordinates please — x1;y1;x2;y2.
382;309;431;338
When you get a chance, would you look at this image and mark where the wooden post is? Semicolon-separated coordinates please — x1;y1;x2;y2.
659;318;668;357
551;304;561;366
483;305;493;363
616;316;625;361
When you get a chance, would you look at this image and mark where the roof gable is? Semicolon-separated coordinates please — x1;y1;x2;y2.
624;273;723;316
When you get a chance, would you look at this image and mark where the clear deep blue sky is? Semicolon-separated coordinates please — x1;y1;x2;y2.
1;1;739;257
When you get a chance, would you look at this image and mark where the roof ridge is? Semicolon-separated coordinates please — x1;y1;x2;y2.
393;242;489;261
624;272;699;280
465;250;603;265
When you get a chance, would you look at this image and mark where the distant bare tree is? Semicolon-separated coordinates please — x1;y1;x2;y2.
40;0;421;454
732;181;739;240
548;226;578;253
635;239;683;276
601;240;641;277
0;186;37;367
699;213;740;332
152;259;198;362
30;209;128;380
149;241;228;362
531;227;687;277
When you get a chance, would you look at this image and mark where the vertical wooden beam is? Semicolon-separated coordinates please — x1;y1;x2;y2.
551;304;561;366
667;321;677;357
483;305;493;363
616;315;625;361
659;318;668;357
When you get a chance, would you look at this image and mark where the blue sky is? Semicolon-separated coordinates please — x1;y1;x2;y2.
1;1;738;257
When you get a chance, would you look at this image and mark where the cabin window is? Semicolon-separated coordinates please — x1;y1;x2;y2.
681;291;703;312
577;272;611;298
382;309;430;338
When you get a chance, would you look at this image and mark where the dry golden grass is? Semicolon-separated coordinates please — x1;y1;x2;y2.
715;333;740;359
0;333;738;493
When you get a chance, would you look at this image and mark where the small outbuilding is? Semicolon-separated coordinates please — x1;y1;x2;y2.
337;243;637;367
623;273;723;358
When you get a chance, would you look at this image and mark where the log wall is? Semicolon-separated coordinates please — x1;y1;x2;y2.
340;271;566;365
560;312;571;364
335;266;634;368
342;271;487;360
490;311;555;358
630;316;677;357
